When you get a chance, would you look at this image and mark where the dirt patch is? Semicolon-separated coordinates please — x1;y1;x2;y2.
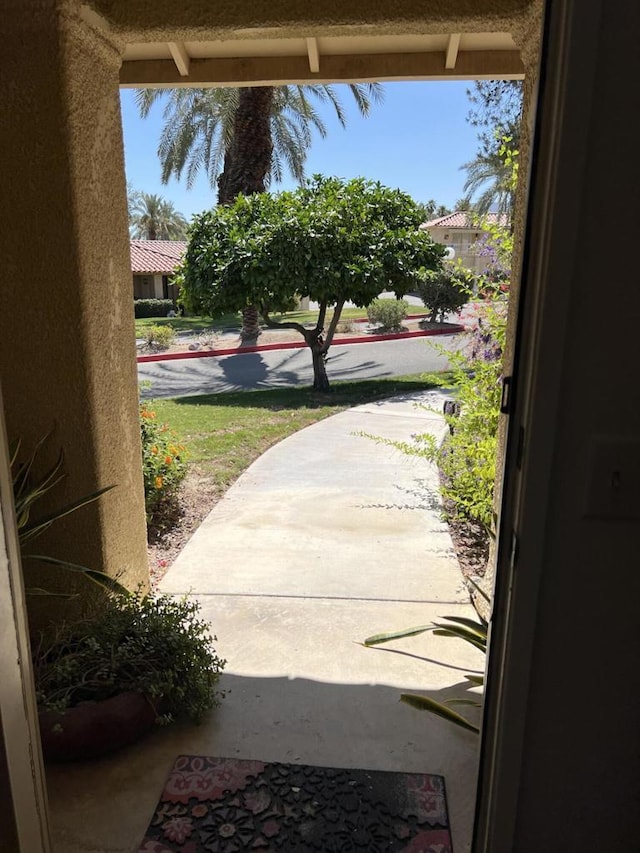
441;494;489;580
147;469;221;588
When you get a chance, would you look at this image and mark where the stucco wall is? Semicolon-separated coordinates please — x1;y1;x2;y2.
91;0;531;41
0;0;148;603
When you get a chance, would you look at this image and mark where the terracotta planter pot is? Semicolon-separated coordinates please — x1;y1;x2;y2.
38;691;158;763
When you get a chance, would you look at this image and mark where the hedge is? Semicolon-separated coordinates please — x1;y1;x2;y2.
134;299;174;319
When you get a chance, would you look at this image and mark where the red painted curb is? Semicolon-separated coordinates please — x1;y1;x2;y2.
137;324;465;364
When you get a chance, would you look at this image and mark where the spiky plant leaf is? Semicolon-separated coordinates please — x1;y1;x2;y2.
363;625;434;646
24;556;128;595
400;693;480;734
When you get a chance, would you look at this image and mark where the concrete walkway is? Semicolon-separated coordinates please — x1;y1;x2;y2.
46;390;483;853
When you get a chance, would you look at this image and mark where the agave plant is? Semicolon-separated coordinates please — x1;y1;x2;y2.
363;580;488;734
11;433;127;597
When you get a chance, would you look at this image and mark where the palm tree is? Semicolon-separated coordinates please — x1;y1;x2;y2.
416;199;452;222
460;150;515;219
454;195;473;211
129;192;188;240
136;83;383;338
136;84;383;194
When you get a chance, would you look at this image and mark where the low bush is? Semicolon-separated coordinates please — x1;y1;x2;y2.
134;299;174;319
144;324;175;350
34;589;226;723
366;299;409;332
140;404;188;524
437;311;503;528
416;267;471;322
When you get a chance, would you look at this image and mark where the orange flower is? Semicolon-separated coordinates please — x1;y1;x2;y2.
154;476;163;489
165;455;172;465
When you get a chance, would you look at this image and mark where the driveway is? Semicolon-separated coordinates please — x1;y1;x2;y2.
138;334;461;398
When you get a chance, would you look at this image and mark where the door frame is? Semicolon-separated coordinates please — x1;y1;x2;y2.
472;0;603;848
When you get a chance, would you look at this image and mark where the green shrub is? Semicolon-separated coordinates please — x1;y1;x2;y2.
134;299;174;319
426;303;505;529
140;404;188;523
438;353;502;528
366;299;409;332
144;324;175;349
34;589;226;723
416;267;471;322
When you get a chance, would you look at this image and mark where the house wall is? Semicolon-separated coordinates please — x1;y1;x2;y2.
424;225;487;275
133;274;155;299
0;1;149;609
153;274;164;298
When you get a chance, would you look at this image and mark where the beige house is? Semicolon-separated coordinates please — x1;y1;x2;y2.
131;240;187;300
420;211;510;274
2;2;639;853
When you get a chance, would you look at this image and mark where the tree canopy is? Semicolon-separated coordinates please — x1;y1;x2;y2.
178;176;445;389
137;83;383;341
135;84;384;194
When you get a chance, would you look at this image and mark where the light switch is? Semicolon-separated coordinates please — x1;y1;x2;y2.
584;437;640;520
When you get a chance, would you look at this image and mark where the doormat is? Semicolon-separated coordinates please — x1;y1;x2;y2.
138;755;453;852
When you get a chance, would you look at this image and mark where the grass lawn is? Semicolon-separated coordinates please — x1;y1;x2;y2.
134;314;238;335
134;301;428;337
149;373;451;503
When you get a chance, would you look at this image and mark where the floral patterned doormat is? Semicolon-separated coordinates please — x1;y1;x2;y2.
138;755;453;852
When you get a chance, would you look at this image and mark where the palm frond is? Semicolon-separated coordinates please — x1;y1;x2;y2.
135;83;384;194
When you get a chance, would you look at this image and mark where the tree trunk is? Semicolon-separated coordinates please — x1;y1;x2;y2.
217;86;275;339
217;88;273;201
311;343;330;391
240;305;261;341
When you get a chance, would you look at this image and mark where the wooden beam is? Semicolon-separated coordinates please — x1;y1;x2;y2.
445;33;461;69
120;49;524;87
306;37;320;73
167;41;191;76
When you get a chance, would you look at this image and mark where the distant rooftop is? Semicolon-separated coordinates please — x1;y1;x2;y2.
130;240;187;274
420;211;510;229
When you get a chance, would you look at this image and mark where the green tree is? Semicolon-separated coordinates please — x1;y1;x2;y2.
129;191;188;240
466;80;523;152
136;85;383;194
454;194;473;211
460;134;518;219
136;84;383;339
178;176;445;390
461;81;523;219
416;199;452;222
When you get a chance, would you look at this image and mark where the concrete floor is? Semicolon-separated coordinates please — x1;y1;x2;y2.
46;390;483;852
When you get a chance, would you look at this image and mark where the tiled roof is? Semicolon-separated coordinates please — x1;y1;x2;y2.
420;211;510;230
130;240;187;274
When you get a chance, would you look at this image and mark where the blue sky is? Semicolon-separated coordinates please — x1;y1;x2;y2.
120;80;481;221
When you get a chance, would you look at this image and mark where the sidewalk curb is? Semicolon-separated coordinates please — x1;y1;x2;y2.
136;324;465;364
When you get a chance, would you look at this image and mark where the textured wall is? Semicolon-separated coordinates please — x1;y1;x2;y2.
0;0;148;602
92;0;531;41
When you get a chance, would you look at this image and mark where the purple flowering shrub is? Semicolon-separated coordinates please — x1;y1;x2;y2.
436;223;510;529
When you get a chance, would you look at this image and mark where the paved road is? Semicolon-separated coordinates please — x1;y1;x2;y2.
138;334;462;399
